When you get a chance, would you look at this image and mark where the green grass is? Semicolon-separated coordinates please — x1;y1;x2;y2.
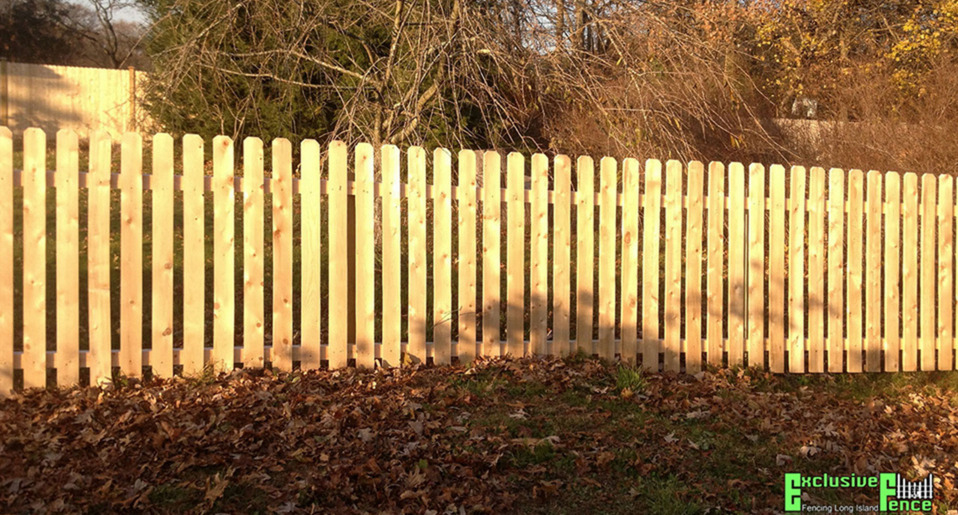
148;483;200;510
462;357;958;513
767;370;958;403
614;363;647;393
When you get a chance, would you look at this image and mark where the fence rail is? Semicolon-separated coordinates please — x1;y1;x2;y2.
1;127;956;393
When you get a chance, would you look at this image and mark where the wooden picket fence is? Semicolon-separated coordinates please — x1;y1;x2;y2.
0;62;150;137
1;127;956;393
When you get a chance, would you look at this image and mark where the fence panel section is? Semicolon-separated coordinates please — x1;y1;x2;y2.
2;128;957;394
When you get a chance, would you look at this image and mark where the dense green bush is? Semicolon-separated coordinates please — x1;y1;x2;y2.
140;0;539;151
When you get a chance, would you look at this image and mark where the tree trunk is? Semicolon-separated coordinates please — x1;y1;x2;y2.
555;0;564;50
574;0;585;51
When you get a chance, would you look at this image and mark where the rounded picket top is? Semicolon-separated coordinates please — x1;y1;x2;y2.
531;154;549;188
434;146;452;164
356;141;374;156
328;140;347;155
381;143;400;161
213;134;233;154
458;148;476;162
152;132;173;148
23;128;46;174
355;143;374;183
91;129;112;143
507;150;525;164
299;138;320;183
271;137;291;162
244;137;264;177
182;133;203;150
707;160;725;176
299;138;318;153
600;157;617;195
407;144;425;160
121;133;142;178
55;130;80;181
122;131;142;145
56;128;78;140
506;152;525;200
482;149;501;179
826;168;844;187
381;145;401;191
24;128;47;155
244;136;264;160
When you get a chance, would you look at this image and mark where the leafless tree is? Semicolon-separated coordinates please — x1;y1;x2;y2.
145;0;785;162
61;0;147;68
145;0;544;149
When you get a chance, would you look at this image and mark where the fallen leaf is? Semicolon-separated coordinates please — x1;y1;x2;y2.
204;474;229;506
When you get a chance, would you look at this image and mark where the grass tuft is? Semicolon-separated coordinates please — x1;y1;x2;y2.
614;364;646;393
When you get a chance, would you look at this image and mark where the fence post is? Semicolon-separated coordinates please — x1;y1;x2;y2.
128;66;135;132
299;140;321;370
327;142;349;369
355;144;376;368
1;59;8;127
348;183;356;361
0;127;11;397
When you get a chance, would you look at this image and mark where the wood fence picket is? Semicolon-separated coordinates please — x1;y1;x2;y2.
3;128;958;393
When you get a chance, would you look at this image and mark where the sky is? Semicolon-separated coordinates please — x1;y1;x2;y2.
71;0;148;24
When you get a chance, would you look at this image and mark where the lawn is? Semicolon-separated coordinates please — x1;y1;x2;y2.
2;355;957;513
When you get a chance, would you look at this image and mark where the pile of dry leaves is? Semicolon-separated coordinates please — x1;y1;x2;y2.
1;356;956;513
